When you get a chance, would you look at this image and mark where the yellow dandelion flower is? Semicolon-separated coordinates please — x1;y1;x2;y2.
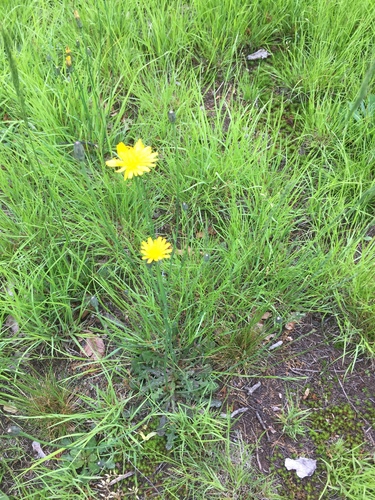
65;55;72;67
140;237;172;264
106;139;158;180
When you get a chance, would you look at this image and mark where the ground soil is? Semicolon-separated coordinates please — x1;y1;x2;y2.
225;313;375;499
1;314;374;499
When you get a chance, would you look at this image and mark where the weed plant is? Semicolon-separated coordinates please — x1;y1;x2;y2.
0;0;375;498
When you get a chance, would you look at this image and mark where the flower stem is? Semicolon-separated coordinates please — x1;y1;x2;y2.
155;264;176;366
168;114;180;251
136;178;154;237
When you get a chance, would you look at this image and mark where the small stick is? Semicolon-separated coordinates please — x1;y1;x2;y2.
246;381;261;395
290;367;347;374
256;411;270;442
108;471;134;486
333;366;358;413
364;427;375;446
220;407;248;419
251;428;269;473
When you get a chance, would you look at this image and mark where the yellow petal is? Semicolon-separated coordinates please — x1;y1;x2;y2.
134;139;145;149
117;142;130;154
106;159;124;167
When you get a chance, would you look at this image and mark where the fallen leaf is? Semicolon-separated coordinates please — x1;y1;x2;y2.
196;231;204;239
139;431;157;441
264;333;275;341
261;311;272;320
82;334;105;360
269;340;283;351
32;441;47;459
285;457;317;478
284;321;296;331
247;49;271;61
303;388;310;400
3;405;18;414
4;315;19;334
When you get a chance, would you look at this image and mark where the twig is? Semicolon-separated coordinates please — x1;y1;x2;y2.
108;471;134;486
220;407;248;419
289;367;348;374
256;411;270;441
251;428;269;473
289;368;320;373
245;381;261;395
333;366;358;412
364;427;375;446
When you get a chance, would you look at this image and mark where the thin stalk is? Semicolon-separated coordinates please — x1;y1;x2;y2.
155;263;176;365
136;178;154;236
170;113;180;249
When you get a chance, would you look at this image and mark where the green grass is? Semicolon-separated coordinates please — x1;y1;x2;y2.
1;0;375;498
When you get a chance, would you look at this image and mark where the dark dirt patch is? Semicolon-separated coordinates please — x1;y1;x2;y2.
225;314;375;499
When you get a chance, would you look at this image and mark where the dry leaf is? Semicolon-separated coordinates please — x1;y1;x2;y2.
32;441;47;459
264;333;275;341
139;431;157;441
269;340;283;351
284;321;296;331
3;405;18;414
5;315;19;334
285;457;316;478
82;335;105;360
195;231;204;239
247;49;271;61
261;311;272;320
303;388;310;400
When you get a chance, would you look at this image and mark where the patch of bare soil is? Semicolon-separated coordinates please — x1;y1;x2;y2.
225;314;375;499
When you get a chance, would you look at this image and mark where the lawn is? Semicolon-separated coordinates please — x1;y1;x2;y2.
0;0;374;498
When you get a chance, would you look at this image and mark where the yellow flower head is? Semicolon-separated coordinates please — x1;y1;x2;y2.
106;139;158;180
141;237;172;264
